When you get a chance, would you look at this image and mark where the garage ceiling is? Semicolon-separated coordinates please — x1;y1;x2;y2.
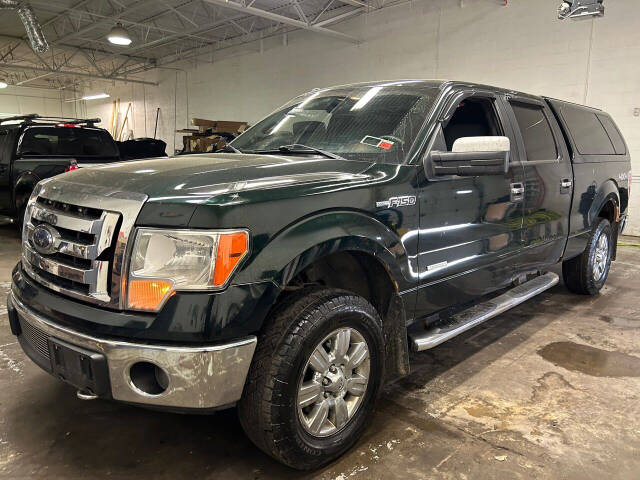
0;0;395;90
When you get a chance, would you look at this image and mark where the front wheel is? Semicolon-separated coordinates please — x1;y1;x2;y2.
237;287;384;470
562;218;613;295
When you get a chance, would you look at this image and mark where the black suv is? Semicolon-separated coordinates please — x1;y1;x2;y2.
7;81;631;469
0;115;120;225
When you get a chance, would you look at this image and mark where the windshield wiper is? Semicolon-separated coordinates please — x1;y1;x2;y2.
253;144;345;160
219;144;243;153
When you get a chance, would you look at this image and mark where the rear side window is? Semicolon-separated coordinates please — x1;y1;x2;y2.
559;105;615;155
597;114;626;155
510;102;557;161
19;127;118;158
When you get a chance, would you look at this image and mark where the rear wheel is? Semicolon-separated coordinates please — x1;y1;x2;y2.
562;218;613;295
237;287;384;470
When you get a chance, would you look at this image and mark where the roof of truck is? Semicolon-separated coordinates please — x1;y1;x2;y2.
317;80;602;112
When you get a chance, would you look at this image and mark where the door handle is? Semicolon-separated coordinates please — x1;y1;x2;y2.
510;182;524;202
561;179;572;189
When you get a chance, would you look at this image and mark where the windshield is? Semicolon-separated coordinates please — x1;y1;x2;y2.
18;126;119;158
231;83;440;164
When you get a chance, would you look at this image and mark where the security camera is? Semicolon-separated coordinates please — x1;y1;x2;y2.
558;0;604;20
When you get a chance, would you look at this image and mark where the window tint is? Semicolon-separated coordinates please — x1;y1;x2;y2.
442;97;503;151
19;127;118;157
510;102;557;161
560;105;614;155
597;114;626;155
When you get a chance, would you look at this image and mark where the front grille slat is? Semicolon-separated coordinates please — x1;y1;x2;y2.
24;223;104;262
31;203;101;234
24;244;97;284
19;317;50;361
22;197;120;304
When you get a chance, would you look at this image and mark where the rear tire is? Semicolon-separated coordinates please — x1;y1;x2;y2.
562;218;613;295
237;287;384;470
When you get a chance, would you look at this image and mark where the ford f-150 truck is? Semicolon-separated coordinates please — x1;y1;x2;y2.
6;80;631;469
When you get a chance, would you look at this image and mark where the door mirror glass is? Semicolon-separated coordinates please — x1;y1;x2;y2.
452;136;510;153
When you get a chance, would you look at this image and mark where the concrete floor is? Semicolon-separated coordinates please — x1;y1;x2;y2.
1;218;639;479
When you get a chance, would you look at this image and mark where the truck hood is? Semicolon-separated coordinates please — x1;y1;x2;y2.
61;153;373;203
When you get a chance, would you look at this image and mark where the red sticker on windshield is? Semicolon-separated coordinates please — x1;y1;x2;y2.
360;136;395;150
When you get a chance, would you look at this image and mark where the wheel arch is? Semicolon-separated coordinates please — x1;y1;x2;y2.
237;210;413;381
13;171;40;208
588;180;620;260
588;180;620;227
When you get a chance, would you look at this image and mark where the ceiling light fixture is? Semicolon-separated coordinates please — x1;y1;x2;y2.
107;23;132;46
0;80;8;89
81;93;110;101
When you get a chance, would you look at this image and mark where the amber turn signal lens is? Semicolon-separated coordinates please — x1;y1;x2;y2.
213;232;248;287
128;279;173;311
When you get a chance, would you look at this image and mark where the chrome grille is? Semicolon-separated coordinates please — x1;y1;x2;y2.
21;179;148;308
22;198;120;303
19;317;50;361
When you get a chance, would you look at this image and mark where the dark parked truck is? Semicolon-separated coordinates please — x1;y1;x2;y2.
6;81;631;469
0;115;121;225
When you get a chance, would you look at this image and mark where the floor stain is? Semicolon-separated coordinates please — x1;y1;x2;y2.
598;314;640;328
538;342;640;377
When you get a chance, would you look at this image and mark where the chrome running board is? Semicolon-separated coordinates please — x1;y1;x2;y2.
410;272;559;352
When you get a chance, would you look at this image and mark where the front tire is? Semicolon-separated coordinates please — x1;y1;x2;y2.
237;287;384;470
562;218;613;295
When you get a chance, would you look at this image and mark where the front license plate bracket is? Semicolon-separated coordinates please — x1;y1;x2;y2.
48;338;111;397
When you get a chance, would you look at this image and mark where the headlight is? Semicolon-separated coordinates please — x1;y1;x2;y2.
126;228;249;312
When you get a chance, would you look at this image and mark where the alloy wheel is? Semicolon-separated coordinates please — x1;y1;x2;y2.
297;327;370;437
593;232;609;281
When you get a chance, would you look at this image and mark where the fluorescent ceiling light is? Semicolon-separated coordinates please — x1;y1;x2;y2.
0;81;8;89
351;86;382;110
82;93;110;101
107;24;132;46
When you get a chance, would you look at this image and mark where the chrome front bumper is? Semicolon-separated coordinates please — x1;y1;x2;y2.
9;292;257;410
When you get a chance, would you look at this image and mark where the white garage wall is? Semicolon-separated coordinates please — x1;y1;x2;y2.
0;86;74;119
85;0;640;235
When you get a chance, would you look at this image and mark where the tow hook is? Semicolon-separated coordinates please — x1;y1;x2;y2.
76;389;98;401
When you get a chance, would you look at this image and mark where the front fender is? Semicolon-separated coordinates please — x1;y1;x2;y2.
234;210;414;292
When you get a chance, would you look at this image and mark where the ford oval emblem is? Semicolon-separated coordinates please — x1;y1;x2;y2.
31;224;60;255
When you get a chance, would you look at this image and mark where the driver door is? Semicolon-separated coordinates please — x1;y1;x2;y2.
413;91;526;320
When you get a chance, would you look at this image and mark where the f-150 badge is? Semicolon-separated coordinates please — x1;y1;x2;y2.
376;195;417;208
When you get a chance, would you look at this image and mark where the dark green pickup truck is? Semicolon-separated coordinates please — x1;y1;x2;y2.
7;80;631;469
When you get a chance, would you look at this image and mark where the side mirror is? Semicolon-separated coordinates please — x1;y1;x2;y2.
428;136;510;177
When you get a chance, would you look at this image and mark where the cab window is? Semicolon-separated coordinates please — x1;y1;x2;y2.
18;127;118;158
510;102;558;161
442;97;503;151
